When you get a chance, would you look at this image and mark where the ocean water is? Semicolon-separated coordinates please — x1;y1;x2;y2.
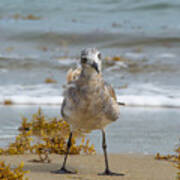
0;106;179;154
0;0;180;153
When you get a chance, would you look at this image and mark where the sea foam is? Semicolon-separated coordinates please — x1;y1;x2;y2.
118;95;180;108
0;95;180;108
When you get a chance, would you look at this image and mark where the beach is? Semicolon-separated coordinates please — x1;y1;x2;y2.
1;0;180;179
0;105;179;179
0;153;177;180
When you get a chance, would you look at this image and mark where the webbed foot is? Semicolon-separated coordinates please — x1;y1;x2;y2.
52;167;76;174
98;169;125;176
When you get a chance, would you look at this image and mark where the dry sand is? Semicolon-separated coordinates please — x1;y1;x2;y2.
0;154;177;180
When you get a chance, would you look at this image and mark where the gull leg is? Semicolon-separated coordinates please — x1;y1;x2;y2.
53;132;76;174
98;129;125;176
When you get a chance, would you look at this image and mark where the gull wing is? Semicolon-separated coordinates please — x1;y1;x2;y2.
66;67;81;83
104;81;117;101
61;67;82;118
104;81;125;106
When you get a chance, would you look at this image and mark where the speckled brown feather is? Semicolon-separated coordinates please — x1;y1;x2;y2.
62;72;119;132
66;67;117;101
104;82;117;101
66;68;81;83
61;48;120;133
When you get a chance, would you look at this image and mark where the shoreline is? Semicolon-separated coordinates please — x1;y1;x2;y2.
0;105;180;154
0;153;177;180
1;94;180;109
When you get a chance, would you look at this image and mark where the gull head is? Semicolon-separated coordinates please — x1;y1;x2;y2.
80;48;102;74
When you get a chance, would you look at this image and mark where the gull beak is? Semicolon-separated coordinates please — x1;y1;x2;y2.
91;62;99;73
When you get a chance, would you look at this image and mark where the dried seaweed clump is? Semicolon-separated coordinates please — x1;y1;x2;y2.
155;143;180;179
0;161;29;180
12;13;41;20
105;56;129;62
45;78;57;84
154;153;177;161
0;109;95;162
4;100;13;105
176;146;180;179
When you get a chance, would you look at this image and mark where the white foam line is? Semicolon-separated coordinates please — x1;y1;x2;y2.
118;95;180;108
157;53;176;58
0;96;63;105
0;95;180;108
0;134;17;139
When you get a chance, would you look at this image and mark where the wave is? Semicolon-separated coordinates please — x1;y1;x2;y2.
0;96;63;105
5;30;180;48
118;95;180;108
0;95;180;108
128;2;180;11
0;134;17;139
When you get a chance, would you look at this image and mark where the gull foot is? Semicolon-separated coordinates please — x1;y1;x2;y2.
98;169;125;176
52;167;76;174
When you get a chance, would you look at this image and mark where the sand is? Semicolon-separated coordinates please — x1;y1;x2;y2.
0;153;177;180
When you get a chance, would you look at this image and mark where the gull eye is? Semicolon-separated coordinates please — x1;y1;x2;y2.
98;53;101;59
81;57;87;63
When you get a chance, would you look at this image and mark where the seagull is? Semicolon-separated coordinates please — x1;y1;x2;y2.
54;48;124;176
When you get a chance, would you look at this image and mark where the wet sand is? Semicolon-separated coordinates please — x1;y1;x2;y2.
0;153;177;180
